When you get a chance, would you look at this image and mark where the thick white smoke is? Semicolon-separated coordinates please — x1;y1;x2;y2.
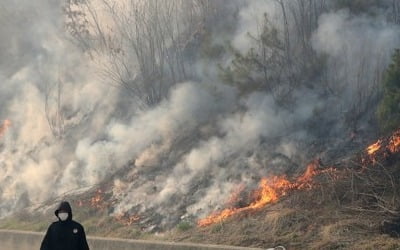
0;0;399;230
232;1;280;53
311;9;400;106
0;0;119;214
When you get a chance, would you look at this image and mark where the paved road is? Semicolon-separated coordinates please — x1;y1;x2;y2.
0;229;265;250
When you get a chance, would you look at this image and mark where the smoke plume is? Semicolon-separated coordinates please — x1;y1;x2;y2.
0;0;399;230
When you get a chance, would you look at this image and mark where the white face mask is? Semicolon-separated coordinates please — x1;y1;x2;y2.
58;212;69;221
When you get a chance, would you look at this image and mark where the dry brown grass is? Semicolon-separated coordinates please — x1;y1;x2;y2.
351;235;400;250
2;157;400;249
168;160;400;249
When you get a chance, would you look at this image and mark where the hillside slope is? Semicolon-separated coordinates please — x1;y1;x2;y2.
167;130;400;249
1;130;400;249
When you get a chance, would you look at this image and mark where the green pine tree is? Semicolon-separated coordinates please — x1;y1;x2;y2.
377;49;400;133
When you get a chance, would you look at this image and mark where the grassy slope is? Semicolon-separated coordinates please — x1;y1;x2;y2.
167;160;400;249
1;157;400;249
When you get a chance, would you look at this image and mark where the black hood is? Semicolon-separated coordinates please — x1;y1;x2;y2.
55;201;73;221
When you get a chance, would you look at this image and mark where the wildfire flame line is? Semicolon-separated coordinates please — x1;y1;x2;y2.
76;189;141;226
197;161;336;227
363;129;400;165
198;128;400;227
75;129;400;228
115;213;140;226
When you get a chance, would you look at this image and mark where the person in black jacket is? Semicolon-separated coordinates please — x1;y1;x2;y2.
40;201;90;250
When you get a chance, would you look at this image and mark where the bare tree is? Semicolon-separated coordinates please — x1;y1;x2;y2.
287;0;328;54
64;0;215;109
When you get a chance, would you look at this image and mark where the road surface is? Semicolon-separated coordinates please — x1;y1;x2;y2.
0;229;265;250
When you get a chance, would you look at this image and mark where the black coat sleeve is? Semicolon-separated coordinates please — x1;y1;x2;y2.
40;225;52;250
79;225;90;250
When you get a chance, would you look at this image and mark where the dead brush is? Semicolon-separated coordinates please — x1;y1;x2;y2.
344;161;400;217
263;207;312;241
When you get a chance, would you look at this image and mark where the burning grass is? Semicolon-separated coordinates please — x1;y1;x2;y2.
1;129;400;249
171;129;400;249
171;166;400;249
197;160;339;227
366;140;382;155
197;129;400;228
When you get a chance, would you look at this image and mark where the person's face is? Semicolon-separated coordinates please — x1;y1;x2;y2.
58;210;69;221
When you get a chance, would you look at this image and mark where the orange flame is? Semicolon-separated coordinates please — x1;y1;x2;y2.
198;161;331;227
115;212;140;226
90;189;106;209
362;129;400;165
366;140;382;155
199;129;400;227
388;131;400;153
75;188;110;210
0;119;11;138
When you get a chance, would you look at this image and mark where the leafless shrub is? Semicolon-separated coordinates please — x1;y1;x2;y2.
64;0;218;109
